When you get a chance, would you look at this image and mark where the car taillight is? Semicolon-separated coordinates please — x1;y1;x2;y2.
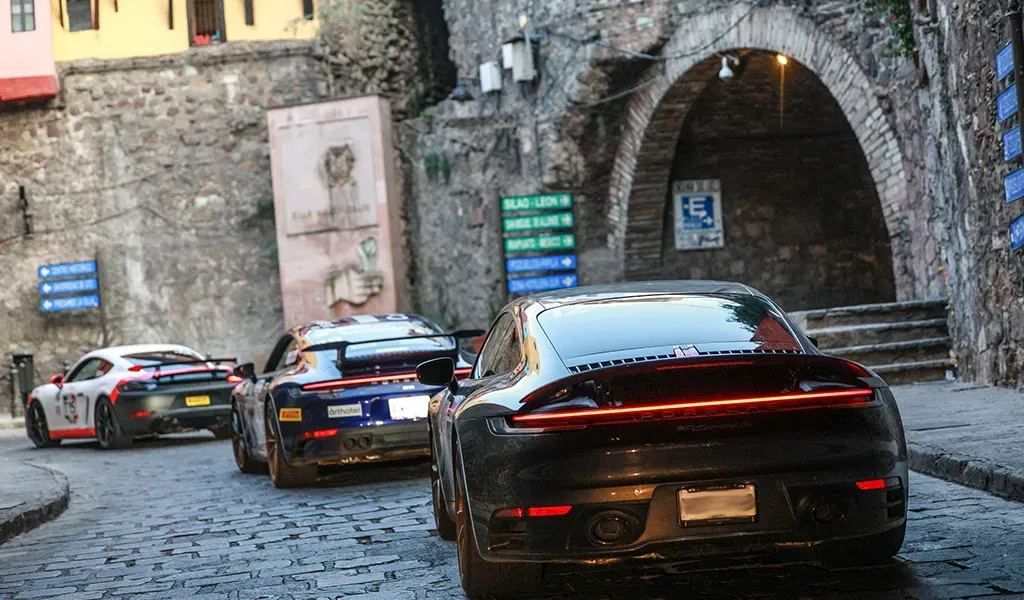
226;375;243;384
511;389;874;428
856;479;886;491
118;380;157;392
454;367;472;379
494;505;572;519
302;373;420;391
298;429;339;440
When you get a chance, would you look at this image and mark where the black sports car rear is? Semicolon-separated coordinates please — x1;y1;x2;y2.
419;281;908;599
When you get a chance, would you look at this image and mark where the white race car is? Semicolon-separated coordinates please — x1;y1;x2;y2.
25;344;241;450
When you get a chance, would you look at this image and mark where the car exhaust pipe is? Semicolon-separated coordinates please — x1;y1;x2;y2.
585;510;640;546
802;494;847;525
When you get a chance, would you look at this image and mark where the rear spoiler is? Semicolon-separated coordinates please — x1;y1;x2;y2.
304;330;484;372
128;358;238;374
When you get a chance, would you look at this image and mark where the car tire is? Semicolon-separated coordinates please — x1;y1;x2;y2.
26;401;61;449
95;397;133;450
430;432;456;541
232;404;267;475
820;522;906;566
265;403;316;488
454;442;542;599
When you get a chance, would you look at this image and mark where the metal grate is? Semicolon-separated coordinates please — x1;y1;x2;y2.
190;0;223;44
566;348;804;375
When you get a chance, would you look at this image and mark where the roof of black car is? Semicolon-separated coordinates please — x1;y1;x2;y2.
529;280;759;309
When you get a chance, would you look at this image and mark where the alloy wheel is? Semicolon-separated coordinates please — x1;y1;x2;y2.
265;407;279;481
231;407;247;468
96;402;116;447
28;403;48;446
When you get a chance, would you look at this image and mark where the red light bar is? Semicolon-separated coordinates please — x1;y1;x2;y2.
526;505;572;517
302;373;419;391
855;479;886;491
226;375;243;384
512;389;873;426
455;367;473;379
494;507;524;519
298;429;340;440
128;411;152;419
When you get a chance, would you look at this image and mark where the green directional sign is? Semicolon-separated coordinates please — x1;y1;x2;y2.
505;234;576;254
501;193;573;213
502;211;574;233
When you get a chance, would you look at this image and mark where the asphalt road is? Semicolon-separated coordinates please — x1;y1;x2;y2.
0;428;1022;600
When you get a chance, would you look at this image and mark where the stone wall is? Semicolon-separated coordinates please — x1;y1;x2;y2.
0;43;322;388
661;51;896;311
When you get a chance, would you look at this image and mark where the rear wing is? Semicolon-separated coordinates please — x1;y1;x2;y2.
128;358;238;375
304;330;484;372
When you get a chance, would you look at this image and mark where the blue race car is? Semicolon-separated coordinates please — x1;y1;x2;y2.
230;314;480;487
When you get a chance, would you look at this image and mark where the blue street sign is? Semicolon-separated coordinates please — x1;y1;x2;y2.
508;274;578;294
679;195;718;231
1012;215;1024;250
998;43;1015;81
1007;168;1024;203
40;295;101;312
999;85;1019;122
39;278;99;296
505;255;577;274
38;260;97;279
1005;127;1023;161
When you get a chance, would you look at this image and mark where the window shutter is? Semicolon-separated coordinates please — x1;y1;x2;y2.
168;0;173;29
302;0;313;20
244;0;253;25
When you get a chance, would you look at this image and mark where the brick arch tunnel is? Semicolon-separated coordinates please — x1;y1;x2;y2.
606;5;912;311
655;50;896;311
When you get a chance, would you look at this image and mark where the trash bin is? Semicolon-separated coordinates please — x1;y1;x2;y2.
12;350;34;412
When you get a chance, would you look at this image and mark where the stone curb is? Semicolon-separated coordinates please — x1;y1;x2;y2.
908;442;1024;504
0;463;70;546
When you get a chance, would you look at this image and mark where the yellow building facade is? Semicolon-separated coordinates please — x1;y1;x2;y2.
51;0;319;62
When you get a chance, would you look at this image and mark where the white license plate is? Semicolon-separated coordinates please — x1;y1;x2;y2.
678;484;757;525
388;395;430;420
328;404;363;419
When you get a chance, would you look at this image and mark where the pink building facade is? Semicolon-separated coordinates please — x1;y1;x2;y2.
0;0;57;102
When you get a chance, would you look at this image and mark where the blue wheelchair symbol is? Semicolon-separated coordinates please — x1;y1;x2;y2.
681;196;716;231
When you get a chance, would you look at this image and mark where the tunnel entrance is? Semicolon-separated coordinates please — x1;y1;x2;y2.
656;51;896;310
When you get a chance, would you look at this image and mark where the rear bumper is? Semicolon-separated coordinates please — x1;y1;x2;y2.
454;391;909;564
284;420;430;466
115;392;232;435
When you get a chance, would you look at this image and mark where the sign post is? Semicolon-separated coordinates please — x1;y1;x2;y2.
500;193;579;295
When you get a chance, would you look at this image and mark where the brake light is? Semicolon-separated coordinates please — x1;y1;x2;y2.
226;375;243;384
128;411;152;419
856;479;886;491
526;505;572;517
298;429;339;440
511;389;873;427
302;372;419;391
494;508;524;519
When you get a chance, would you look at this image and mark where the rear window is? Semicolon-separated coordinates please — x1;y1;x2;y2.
123;351;204;366
536;295;800;361
306;321;454;363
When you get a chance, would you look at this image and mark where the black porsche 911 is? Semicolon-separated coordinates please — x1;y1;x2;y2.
417;281;909;598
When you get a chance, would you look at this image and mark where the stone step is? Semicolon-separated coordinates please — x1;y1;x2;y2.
792;298;948;330
825;337;952;367
806;319;948;348
869;359;954;386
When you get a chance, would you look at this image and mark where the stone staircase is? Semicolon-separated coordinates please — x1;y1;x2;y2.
788;299;954;385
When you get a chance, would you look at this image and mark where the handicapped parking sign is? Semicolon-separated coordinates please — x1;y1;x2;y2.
673;180;724;250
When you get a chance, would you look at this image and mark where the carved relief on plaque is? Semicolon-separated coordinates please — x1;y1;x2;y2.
323;144;377;231
324;237;385;315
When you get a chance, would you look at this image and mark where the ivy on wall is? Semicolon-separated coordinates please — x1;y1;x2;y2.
865;0;917;57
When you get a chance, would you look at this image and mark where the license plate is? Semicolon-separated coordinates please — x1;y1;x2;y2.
678;484;757;525
328;404;363;419
185;395;211;407
388;395;430;420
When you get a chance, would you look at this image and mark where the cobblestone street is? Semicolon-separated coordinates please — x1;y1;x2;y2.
0;429;1021;600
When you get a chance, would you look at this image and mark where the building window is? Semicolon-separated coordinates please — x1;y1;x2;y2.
11;0;35;32
67;0;94;31
189;0;225;46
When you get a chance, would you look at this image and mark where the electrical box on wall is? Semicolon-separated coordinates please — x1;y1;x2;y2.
502;43;515;70
510;40;536;82
480;61;503;93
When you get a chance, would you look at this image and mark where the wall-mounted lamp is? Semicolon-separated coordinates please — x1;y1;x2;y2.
450;79;475;102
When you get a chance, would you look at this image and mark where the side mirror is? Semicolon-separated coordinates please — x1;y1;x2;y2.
417;357;457;392
234;363;256;381
807;336;820;348
49;374;64;387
